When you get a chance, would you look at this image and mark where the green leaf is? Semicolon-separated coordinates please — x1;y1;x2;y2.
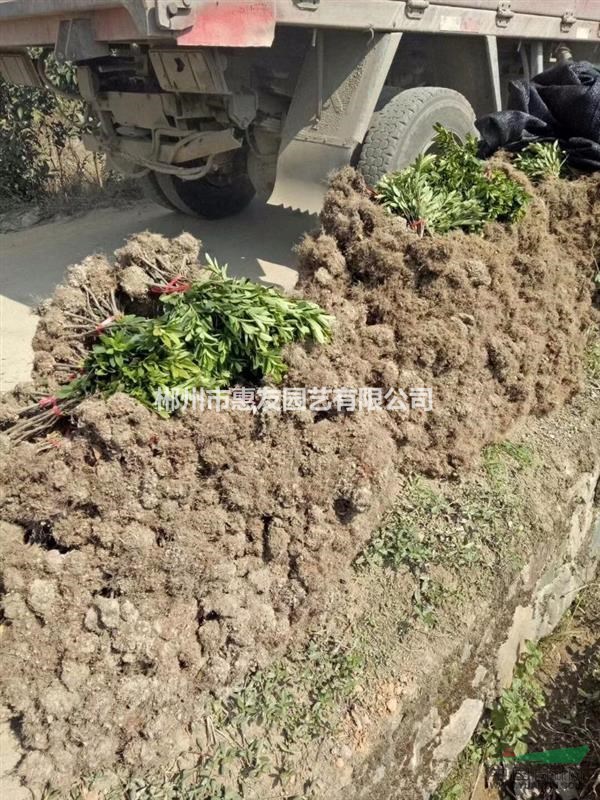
375;125;530;234
58;256;334;414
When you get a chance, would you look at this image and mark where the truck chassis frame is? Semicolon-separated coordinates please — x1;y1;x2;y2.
1;0;599;213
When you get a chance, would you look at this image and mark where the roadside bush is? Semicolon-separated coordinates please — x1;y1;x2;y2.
0;78;57;204
0;55;108;210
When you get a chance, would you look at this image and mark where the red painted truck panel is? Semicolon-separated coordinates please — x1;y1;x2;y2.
1;0;600;47
177;1;275;47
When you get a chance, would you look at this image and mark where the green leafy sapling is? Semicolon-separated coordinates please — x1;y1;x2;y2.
514;140;567;181
376;125;530;235
60;257;334;412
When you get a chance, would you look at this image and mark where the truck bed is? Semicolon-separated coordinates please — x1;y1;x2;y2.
1;0;600;49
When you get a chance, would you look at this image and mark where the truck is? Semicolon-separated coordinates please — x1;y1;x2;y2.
0;0;599;217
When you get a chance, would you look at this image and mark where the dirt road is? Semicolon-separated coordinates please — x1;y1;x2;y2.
0;199;313;391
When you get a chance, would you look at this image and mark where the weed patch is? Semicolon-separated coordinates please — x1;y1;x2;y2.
586;328;600;386
483;441;535;488
355;478;477;571
219;637;363;743
432;644;544;800
355;445;535;625
44;636;363;800
473;643;545;760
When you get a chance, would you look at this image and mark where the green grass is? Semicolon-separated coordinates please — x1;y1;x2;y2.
355;477;477;573
483;442;535;487
355;442;536;627
217;637;363;745
354;479;452;627
412;574;447;628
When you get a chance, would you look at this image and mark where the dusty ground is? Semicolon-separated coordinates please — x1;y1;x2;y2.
0;168;598;794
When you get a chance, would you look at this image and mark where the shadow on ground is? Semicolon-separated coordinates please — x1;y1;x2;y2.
0;199;316;307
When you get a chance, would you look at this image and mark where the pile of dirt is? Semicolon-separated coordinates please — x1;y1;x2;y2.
0;169;598;791
293;166;599;473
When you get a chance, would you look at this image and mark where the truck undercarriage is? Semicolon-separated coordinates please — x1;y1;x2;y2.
0;0;599;214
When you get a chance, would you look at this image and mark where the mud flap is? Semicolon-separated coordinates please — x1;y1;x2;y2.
268;30;401;213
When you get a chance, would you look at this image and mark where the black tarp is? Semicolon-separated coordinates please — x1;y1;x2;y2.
476;60;600;170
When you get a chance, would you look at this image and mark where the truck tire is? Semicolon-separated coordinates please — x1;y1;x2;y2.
142;169;255;219
357;87;477;187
